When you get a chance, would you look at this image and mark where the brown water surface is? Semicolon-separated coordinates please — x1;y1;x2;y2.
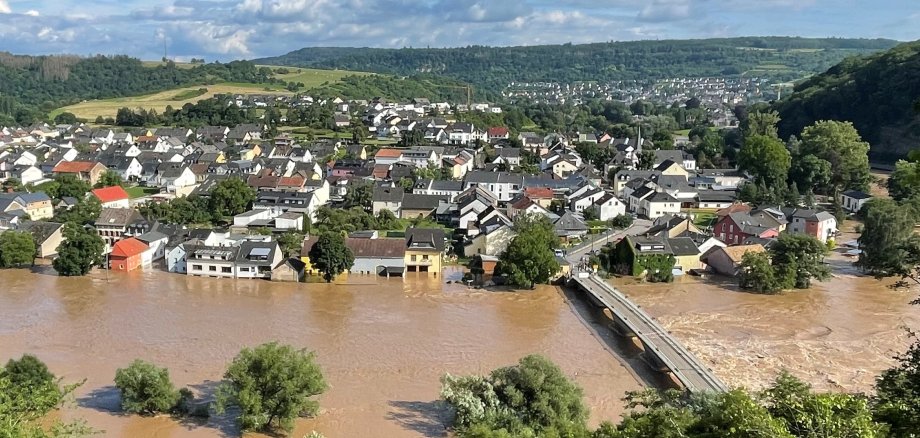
618;247;920;392
0;268;642;437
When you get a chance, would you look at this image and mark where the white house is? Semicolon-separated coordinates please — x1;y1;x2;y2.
595;193;626;221
640;192;681;219
840;190;872;213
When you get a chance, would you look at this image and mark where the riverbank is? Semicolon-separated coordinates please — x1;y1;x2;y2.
0;267;643;437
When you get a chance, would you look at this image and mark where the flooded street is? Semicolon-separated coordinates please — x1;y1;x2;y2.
0;268;642;437
618;233;920;393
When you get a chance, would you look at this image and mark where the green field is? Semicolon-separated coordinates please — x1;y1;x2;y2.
52;65;367;120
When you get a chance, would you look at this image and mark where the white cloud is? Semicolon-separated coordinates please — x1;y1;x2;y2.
638;0;692;22
0;0;10;14
25;10;40;16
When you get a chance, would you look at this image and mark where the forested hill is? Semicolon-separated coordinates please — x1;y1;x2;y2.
253;37;898;90
775;40;920;163
0;54;278;122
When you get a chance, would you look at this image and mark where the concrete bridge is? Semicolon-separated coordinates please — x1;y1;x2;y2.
570;274;728;394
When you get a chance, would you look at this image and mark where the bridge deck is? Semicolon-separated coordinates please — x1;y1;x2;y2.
573;275;727;393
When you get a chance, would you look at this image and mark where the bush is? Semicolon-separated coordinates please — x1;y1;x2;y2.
114;360;181;415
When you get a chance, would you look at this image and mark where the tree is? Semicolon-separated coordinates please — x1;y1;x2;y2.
276;231;305;258
738;251;783;294
857;198;915;277
583;205;600;221
114;360;181;415
1;178;24;193
739;135;791;187
1;354;89;438
53;112;78;124
764;371;882;437
610;214;634;229
799;120;871;193
399;129;425;147
743;110;781;138
53;197;102;225
441;355;589;437
209;178;255;219
874;336;920;436
770;234;831;289
216;342;326;433
398;177;415;192
636;149;655;170
888;159;920;201
53;223;104;276
498;214;559;288
94;170;123;188
789;154;832;193
375;209;399;230
342;182;373;210
308;232;355;282
55;174;91;199
0;230;35;267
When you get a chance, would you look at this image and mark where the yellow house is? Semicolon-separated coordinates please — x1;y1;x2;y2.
213;151;227;164
405;228;446;276
656;160;689;178
300;236;320;276
551;159;579;178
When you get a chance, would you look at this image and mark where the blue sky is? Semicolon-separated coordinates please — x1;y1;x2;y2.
0;0;918;61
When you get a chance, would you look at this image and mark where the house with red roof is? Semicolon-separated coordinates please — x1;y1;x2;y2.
52;161;107;186
91;186;130;209
487;127;509;141
109;237;149;272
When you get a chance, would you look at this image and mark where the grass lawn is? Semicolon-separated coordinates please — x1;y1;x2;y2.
125;186;160;199
684;209;718;228
52;84;295;120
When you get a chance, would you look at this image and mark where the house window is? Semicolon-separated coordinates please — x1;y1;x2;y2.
221;267;232;273
730;225;734;232
192;264;202;270
422;255;429;261
411;255;417;262
240;267;250;272
209;266;217;272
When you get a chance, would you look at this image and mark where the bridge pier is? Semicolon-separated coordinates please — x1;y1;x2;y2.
567;275;728;394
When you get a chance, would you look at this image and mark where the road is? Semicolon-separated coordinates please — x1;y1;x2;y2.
565;219;652;264
573;274;728;393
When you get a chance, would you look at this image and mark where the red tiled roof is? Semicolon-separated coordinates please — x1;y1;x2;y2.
511;196;535;210
375;148;403;158
372;164;390;179
488;127;509;137
110;238;149;258
52;161;98;173
524;187;553;199
91;186;130;203
279;176;305;187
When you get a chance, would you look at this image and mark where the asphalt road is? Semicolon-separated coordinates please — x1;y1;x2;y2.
565;219;652;265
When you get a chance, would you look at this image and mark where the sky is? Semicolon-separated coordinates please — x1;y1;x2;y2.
0;0;918;61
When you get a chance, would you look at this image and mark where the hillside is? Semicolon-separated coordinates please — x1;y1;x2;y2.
51;67;365;120
775;41;920;163
0;54;283;122
253;37;899;91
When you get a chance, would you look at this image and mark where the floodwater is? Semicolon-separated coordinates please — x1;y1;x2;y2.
618;227;920;393
0;267;644;437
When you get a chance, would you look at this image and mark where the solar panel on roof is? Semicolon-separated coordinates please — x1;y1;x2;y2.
250;247;271;257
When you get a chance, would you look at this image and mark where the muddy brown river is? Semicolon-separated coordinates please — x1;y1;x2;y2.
3;245;919;437
619;248;920;393
0;267;644;437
